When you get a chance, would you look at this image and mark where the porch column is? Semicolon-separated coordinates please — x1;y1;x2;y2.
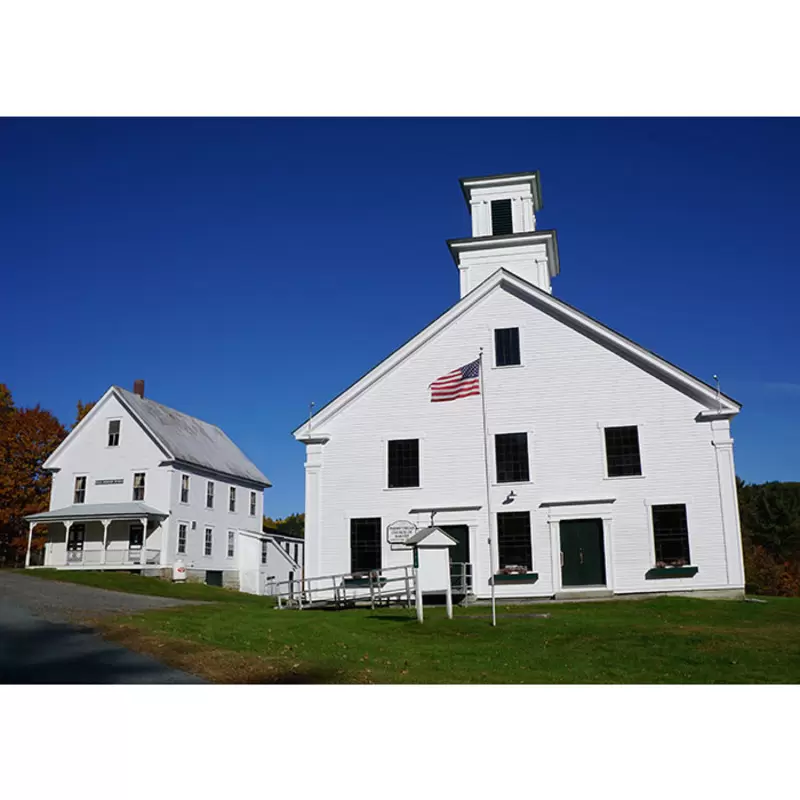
101;519;111;565
140;517;148;565
63;521;73;565
25;522;35;567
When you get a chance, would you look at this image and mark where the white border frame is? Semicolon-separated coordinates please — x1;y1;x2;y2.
382;434;425;491
597;420;647;481
491;428;535;486
643;496;695;568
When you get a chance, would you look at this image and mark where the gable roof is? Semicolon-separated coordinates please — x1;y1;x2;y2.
46;386;271;488
293;268;740;437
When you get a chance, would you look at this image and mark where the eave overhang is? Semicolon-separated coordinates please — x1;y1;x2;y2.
447;229;560;277
459;170;543;211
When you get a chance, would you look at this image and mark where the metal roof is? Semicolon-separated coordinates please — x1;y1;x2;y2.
114;387;271;487
26;502;168;522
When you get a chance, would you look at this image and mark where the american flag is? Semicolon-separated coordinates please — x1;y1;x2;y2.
430;358;481;402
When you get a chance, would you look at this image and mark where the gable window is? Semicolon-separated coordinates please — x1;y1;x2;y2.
180;474;190;504
250;491;257;516
495;433;530;483
107;419;121;447
490;198;513;235
206;481;215;509
350;517;382;573
605;426;642;477
387;439;420;488
652;504;691;567
227;531;235;558
261;539;268;565
497;511;533;571
74;476;87;504
132;472;146;501
204;527;213;557
229;487;236;512
494;327;521;367
177;523;187;555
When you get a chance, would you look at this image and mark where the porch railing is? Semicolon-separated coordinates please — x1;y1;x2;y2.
64;549;160;566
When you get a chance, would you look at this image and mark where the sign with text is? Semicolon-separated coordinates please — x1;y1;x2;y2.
95;478;124;485
387;520;417;546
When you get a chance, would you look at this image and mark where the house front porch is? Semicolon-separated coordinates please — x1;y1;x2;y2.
24;502;169;569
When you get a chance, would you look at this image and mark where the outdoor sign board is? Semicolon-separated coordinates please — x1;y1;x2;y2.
387;520;417;546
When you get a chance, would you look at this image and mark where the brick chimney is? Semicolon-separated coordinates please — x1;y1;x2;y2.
133;379;145;398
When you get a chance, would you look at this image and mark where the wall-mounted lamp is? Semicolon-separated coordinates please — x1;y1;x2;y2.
503;490;517;505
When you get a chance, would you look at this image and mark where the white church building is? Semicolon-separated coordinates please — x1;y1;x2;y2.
25;381;302;594
293;170;745;601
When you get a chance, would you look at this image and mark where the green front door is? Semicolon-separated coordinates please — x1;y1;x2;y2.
560;519;606;587
440;525;471;594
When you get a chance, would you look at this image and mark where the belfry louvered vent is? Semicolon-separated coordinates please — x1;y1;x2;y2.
491;199;513;235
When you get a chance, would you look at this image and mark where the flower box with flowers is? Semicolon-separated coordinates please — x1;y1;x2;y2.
492;566;539;585
645;560;699;580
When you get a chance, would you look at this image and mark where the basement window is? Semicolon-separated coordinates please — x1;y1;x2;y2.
491;198;513;235
652;504;691;567
350;517;382;573
605;426;642;477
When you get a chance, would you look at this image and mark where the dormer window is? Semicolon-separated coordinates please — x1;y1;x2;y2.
107;419;120;447
491;199;513;235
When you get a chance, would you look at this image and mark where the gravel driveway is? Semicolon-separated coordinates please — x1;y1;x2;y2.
0;571;205;683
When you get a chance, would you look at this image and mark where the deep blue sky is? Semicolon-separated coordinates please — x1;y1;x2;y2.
1;118;797;516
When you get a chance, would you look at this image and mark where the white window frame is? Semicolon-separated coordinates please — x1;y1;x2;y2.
250;491;257;516
206;480;215;509
495;509;535;573
229;486;236;513
107;418;121;447
261;539;268;565
132;471;146;502
382;434;425;492
227;530;235;558
177;522;188;555
598;421;647;480
644;497;695;568
492;326;524;369
180;474;190;504
491;429;534;486
74;475;87;504
204;527;213;557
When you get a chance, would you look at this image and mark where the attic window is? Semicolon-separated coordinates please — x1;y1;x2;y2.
107;419;120;447
494;328;520;367
491;199;513;235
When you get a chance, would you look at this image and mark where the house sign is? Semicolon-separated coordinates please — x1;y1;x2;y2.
95;478;124;485
387;520;417;545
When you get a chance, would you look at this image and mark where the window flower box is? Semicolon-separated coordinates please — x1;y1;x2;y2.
491;572;539;585
645;566;699;580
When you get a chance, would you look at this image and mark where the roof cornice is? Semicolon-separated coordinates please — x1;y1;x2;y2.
447;229;560;277
459;171;543;211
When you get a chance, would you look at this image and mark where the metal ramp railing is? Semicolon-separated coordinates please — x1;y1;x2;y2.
271;565;417;610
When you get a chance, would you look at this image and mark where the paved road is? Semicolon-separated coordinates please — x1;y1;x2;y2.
0;571;204;683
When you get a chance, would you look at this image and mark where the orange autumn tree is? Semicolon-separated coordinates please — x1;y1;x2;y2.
0;384;67;565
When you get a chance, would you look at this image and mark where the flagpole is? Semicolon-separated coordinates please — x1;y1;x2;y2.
478;348;497;627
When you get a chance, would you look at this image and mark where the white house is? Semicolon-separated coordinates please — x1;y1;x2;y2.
25;381;300;594
293;170;745;602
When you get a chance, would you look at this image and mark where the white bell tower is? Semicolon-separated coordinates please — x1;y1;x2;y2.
447;170;560;298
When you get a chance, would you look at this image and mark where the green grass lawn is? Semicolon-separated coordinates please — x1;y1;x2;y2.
23;570;800;683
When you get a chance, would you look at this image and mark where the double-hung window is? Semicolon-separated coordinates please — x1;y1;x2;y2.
261;539;268;565
177;523;187;555
180;474;190;504
250;491;257;516
107;419;120;447
204;528;213;557
206;481;215;509
494;328;520;367
74;476;87;504
652;504;691;567
495;433;530;483
605;426;642;477
497;511;533;571
387;439;419;488
229;487;236;512
350;518;381;573
132;472;146;501
227;531;235;558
